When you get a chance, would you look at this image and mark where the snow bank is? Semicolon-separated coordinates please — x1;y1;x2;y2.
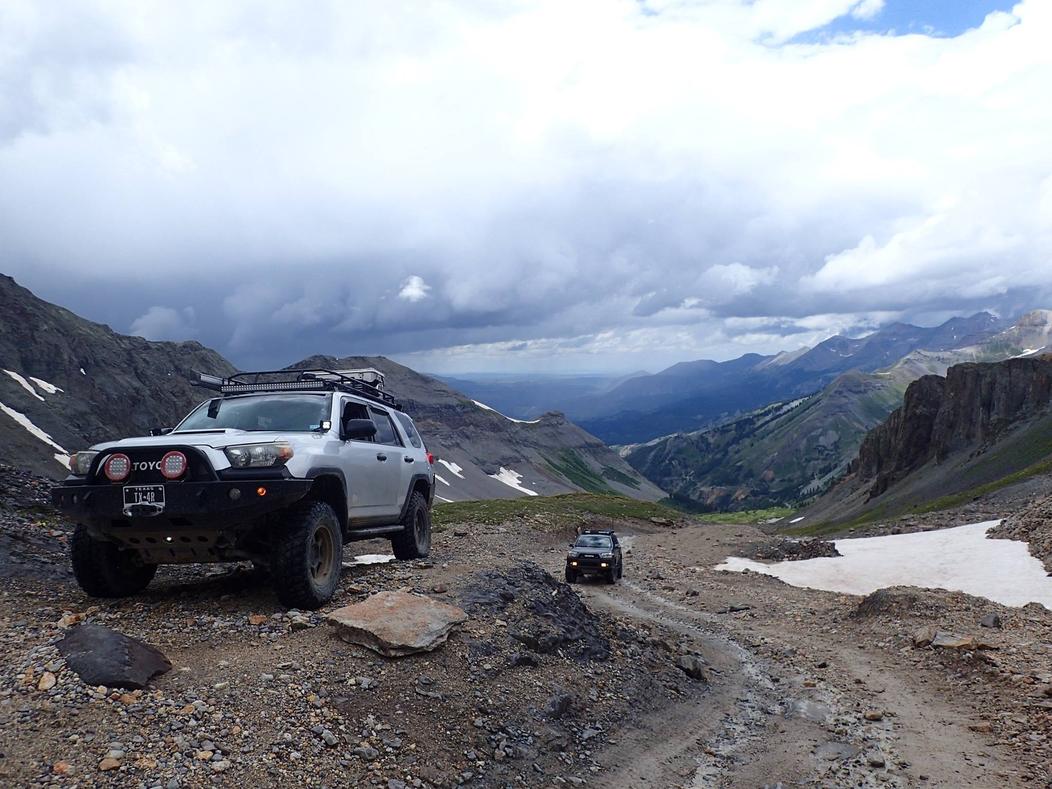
0;401;70;468
436;494;453;503
471;400;540;424
438;459;465;479
29;377;63;395
3;371;44;401
489;467;538;496
435;474;451;486
716;521;1052;608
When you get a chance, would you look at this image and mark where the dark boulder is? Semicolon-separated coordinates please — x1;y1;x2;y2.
57;623;171;689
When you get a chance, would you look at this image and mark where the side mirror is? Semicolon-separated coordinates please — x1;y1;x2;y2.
342;418;377;441
150;427;172;436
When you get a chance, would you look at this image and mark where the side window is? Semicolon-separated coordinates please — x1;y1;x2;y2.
342;400;373;441
395;412;423;448
370;407;401;446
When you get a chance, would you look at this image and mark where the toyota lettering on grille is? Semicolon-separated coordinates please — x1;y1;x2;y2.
133;460;162;471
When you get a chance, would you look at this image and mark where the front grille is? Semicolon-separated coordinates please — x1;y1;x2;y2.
91;446;216;484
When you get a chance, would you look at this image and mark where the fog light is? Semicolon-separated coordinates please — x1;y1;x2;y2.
165;536;173;543
570;561;578;566
600;562;608;568
256;486;267;497
228;488;242;501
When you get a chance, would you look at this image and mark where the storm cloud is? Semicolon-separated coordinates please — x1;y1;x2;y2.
1;0;1050;372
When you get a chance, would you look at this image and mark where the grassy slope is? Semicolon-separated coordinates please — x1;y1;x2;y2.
432;493;683;531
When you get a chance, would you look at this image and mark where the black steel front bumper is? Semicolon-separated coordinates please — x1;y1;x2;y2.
566;557;614;574
51;478;314;525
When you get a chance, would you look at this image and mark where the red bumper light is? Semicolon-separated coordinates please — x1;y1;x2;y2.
426;452;434;465
103;453;131;482
160;451;188;479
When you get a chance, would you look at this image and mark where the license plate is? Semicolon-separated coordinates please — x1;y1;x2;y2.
123;485;165;507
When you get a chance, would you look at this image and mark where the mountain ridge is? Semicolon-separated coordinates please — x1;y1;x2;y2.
0;275;661;501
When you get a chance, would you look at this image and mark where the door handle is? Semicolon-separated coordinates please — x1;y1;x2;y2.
404;456;415;463
376;453;388;462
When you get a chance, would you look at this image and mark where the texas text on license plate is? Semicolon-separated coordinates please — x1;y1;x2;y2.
123;485;165;507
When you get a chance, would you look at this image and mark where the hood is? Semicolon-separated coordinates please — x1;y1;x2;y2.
91;430;303;452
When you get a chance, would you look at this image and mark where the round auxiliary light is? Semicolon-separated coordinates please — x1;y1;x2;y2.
103;453;131;482
160;451;188;480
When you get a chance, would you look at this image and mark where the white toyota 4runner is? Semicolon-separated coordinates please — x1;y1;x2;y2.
52;369;434;609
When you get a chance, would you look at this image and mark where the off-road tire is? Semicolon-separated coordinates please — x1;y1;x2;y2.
605;567;617;584
71;524;157;598
617;560;624;579
271;501;343;610
565;568;578;584
391;492;431;560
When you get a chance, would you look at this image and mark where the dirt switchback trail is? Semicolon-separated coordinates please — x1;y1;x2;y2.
569;525;1030;788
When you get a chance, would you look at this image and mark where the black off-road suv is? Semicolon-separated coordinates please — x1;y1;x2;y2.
564;529;623;584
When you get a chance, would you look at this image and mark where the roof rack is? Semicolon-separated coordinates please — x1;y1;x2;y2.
580;528;616;536
194;368;402;410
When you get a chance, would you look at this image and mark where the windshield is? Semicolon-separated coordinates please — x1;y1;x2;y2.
175;394;331;433
574;535;613;549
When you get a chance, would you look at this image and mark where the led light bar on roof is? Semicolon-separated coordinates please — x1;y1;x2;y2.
220;381;328;394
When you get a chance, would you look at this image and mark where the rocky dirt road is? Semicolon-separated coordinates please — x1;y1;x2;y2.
0;468;1049;788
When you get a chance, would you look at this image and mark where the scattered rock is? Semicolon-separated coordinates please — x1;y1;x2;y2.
98;757;121;771
675;655;708;682
248;613;268;626
57;623;171;689
855;588;923;618
327;591;468;657
815;742;858;761
545;693;573;719
980;613;1002;629
37;671;56;691
968;721;993;734
864;710;884;722
911;627;936;647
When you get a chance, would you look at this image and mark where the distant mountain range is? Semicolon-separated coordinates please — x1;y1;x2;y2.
0;275;661;502
446;313;1011;446
621;310;1052;511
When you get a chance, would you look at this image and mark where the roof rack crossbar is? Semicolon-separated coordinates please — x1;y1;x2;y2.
192;368;402;410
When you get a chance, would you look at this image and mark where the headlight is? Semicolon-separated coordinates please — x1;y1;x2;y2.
69;451;98;476
600;552;614;559
224;442;294;468
567;551;579;558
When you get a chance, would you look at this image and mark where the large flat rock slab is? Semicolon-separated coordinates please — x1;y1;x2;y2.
57;623;172;689
327;591;467;657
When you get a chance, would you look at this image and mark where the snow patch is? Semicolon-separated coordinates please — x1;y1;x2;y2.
438;459;465;479
436;495;454;503
79;368;86;375
715;521;1052;608
0;401;69;467
29;377;63;395
788;516;805;524
471;400;541;424
435;474;451;486
3;371;44;401
1011;348;1042;359
489;467;538;496
344;554;395;567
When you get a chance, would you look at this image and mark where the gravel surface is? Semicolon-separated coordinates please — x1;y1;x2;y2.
1;467;1050;787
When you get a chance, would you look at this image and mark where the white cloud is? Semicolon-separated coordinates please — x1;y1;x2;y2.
0;0;1050;371
398;275;431;303
130;306;197;341
851;0;885;21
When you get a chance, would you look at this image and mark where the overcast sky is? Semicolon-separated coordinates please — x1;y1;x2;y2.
2;0;1049;374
